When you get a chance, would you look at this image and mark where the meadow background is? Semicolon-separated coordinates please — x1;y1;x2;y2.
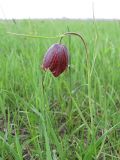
0;19;120;159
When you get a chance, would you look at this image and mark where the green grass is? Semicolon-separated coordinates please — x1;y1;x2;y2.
0;19;120;160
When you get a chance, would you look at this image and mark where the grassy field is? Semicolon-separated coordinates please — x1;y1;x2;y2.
0;19;120;160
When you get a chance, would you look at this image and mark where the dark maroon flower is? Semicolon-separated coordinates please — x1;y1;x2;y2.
42;43;69;77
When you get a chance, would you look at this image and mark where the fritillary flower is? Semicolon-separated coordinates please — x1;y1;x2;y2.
42;43;69;77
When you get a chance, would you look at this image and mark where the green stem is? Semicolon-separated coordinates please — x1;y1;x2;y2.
59;32;93;131
59;32;88;59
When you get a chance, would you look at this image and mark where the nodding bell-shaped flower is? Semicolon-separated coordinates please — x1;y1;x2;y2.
42;43;69;77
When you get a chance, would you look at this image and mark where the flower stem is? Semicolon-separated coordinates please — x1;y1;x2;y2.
59;32;93;132
59;32;88;66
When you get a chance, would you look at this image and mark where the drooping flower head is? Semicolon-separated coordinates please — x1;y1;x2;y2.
42;43;69;77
